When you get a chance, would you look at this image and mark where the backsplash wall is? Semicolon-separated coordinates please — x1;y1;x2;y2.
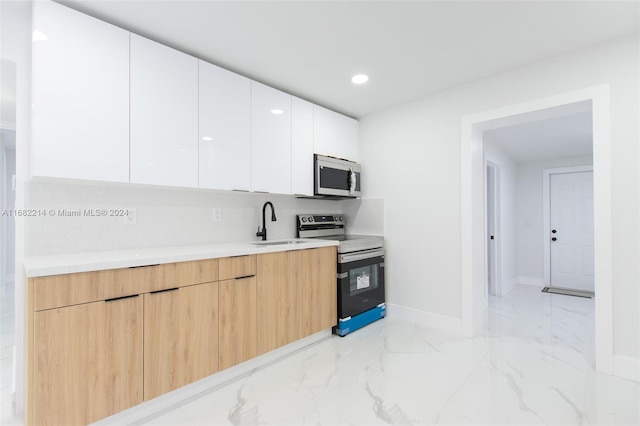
24;179;343;256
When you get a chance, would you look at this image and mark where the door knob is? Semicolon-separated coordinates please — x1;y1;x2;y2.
552;237;557;241
552;229;557;234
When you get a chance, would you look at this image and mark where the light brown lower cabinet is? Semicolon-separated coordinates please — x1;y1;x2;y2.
32;295;143;426
27;249;335;425
298;246;337;335
143;281;219;400
257;251;302;354
257;246;337;355
218;276;257;370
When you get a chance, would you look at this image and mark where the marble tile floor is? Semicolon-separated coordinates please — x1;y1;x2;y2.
1;279;17;425
3;284;640;425
136;285;637;426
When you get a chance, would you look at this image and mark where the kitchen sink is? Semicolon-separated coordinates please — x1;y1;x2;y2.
252;240;308;247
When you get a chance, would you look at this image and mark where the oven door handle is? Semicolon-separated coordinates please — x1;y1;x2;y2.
338;249;385;263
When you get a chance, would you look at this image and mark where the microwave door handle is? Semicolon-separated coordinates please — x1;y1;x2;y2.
349;168;356;194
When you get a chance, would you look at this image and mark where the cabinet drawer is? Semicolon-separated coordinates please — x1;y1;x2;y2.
33;265;164;311
32;259;219;311
163;259;219;288
219;255;256;281
32;272;104;311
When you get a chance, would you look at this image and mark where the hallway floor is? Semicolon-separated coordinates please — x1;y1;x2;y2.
1;278;15;426
3;285;639;425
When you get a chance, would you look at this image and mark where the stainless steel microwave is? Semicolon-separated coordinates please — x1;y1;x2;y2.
314;154;361;198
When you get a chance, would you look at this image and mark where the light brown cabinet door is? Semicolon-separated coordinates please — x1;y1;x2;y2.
33;295;143;426
143;282;219;400
219;276;257;370
298;247;337;335
257;252;302;354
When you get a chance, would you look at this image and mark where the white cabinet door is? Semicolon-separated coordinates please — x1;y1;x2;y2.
313;105;359;162
291;97;314;196
312;105;337;158
32;0;129;182
335;113;359;162
130;34;198;188
199;61;251;191
250;82;291;194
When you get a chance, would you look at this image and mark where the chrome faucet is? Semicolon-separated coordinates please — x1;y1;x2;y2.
256;201;277;241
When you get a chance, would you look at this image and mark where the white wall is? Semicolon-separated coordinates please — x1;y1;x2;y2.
483;142;518;296
343;198;385;236
516;156;593;286
360;34;639;361
24;179;343;255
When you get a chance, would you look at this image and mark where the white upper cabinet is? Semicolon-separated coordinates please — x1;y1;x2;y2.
250;82;292;194
336;112;359;162
291;97;314;196
32;3;360;193
130;34;198;188
199;61;251;191
32;0;130;182
313;105;359;162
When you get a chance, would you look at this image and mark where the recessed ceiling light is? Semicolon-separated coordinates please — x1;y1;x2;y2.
351;74;369;85
271;109;284;115
201;136;213;141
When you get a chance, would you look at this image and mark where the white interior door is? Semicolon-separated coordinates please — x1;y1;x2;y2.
550;171;594;291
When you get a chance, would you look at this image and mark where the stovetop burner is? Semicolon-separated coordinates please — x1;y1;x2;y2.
296;214;383;253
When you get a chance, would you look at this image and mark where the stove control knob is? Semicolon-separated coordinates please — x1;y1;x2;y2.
301;217;307;223
309;217;314;222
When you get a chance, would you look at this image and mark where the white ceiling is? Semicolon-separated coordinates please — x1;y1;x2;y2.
57;0;640;119
483;107;593;163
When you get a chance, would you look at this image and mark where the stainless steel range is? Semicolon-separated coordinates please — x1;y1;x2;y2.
297;214;385;336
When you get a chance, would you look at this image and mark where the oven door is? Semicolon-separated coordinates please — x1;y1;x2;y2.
337;248;385;319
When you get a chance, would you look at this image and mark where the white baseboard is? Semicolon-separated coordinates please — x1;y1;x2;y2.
613;355;640;383
386;303;462;334
92;329;332;426
518;276;545;287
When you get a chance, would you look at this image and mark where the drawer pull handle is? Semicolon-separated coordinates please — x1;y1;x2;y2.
150;288;179;295
105;294;139;303
128;264;160;269
235;274;255;280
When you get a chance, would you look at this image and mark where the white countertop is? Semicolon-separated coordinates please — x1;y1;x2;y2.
24;239;339;278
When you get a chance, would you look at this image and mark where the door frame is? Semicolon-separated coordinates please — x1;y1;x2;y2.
542;165;594;288
485;160;500;296
461;84;613;374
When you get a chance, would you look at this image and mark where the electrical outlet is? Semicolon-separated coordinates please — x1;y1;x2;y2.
212;208;222;223
124;208;137;225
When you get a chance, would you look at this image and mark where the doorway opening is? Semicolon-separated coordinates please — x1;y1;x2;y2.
461;84;613;374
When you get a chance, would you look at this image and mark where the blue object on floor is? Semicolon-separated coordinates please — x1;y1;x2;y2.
334;303;386;337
